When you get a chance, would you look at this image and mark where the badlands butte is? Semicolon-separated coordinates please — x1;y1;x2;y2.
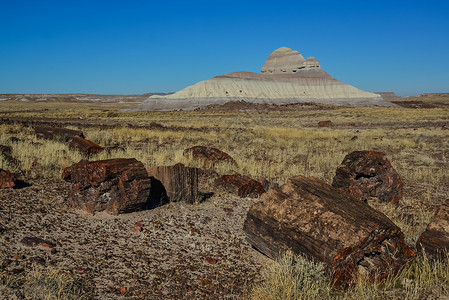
129;47;394;111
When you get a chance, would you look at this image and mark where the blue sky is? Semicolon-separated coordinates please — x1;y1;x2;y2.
1;0;448;96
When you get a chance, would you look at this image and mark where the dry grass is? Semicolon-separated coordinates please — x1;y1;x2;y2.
0;266;93;299
0;100;448;298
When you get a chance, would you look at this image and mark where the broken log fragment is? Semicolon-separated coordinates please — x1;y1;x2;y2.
183;145;237;167
67;136;104;155
147;163;199;204
0;169;15;189
417;201;449;259
214;173;265;198
332;151;403;204
34;125;84;142
62;158;152;214
244;176;415;287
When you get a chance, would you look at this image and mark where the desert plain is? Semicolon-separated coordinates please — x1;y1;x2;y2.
0;93;448;299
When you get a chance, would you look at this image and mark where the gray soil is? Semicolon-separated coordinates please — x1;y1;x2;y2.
0;178;267;299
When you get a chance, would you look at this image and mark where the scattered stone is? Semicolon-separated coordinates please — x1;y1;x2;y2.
62;158;152;214
20;237;56;248
132;221;144;233
417;201;449;259
244;176;415;287
183;146;237;167
205;257;217;264
120;286;127;294
34;125;84;142
28;256;46;266
67;136;104;155
318;120;333;127
147;163;199;204
332;151;404;204
0;169;15;189
214;173;265;198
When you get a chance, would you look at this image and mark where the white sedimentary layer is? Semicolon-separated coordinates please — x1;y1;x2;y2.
130;47;392;111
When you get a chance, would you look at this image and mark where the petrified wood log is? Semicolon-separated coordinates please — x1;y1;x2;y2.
318;120;333;127
417;201;449;259
62;158;151;214
183;145;237;167
0;169;15;189
244;176;415;287
67;136;104;155
147;163;199;204
332;151;403;204
35;125;84;142
214;173;265;198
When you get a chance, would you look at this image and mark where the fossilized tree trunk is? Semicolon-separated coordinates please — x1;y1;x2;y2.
34;125;84;142
147;163;199;204
244;176;415;287
62;158;152;214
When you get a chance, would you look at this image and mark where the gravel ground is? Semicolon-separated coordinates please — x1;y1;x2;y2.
0;178;267;299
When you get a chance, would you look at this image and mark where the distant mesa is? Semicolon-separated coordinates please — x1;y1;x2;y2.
128;47;395;111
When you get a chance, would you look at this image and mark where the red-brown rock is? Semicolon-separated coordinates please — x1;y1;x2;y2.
0;169;15;189
34;125;84;142
318;120;333;127
214;173;265;198
147;163;199;204
67;136;104;155
244;176;415;287
183;146;237;167
20;237;56;248
62;158;152;214
417;201;449;259
332;151;403;204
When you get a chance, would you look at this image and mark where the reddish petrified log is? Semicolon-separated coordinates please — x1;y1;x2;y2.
147;163;199;204
215;173;265;198
62;158;152;214
318;120;333;127
332;151;403;204
0;169;15;189
417;201;449;259
244;176;415;287
35;125;84;142
183;146;237;167
67;136;104;155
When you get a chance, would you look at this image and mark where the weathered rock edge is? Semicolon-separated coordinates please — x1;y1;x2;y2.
62;158;151;214
417;201;449;259
243;176;415;287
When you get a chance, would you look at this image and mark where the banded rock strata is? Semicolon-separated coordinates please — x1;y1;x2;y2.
131;47;393;111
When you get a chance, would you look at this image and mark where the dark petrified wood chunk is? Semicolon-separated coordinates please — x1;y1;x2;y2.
244;176;415;287
332;151;403;204
67;136;104;155
417;201;449;259
183;145;237;167
214;173;265;198
62;158;151;214
318;120;333;127
147;163;199;204
35;125;84;142
0;169;15;189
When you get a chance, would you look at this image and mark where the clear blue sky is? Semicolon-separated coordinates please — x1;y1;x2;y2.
1;0;448;96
